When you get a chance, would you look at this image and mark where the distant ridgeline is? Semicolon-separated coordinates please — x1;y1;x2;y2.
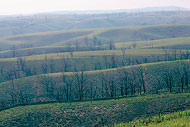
0;10;190;38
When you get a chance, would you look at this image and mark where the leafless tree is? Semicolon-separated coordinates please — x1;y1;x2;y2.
84;36;89;47
109;40;115;50
103;54;109;69
118;68;129;96
10;45;16;57
61;55;69;72
75;41;79;51
39;75;56;99
93;36;97;47
73;71;87;100
111;53;116;68
162;67;175;93
132;42;136;49
41;56;48;74
137;66;148;93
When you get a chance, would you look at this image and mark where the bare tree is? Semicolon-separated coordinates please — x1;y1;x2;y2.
163;49;169;61
84;36;89;47
73;71;87;101
49;59;55;73
137;66;148;93
109;40;115;50
118;68;129;96
39;75;56;99
75;41;79;51
10;45;16;57
103;54;109;69
111;53;116;68
162;67;175;93
61;55;69;72
16;57;26;76
41;56;48;74
98;40;102;48
129;68;137;95
8;71;18;105
172;49;178;61
100;73;105;98
132;42;136;49
93;36;97;47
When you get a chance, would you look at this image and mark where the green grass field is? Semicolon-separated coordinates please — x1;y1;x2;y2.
116;110;190;127
0;93;190;126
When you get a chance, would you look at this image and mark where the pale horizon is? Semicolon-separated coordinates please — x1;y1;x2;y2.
0;0;190;15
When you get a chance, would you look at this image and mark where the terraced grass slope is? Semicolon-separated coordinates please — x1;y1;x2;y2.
1;24;190;51
116;37;190;49
0;29;96;50
116;110;190;127
0;93;190;126
1;36;190;58
0;49;168;61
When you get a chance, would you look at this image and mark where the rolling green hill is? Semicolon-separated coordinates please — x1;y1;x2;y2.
0;17;190;127
0;11;190;38
0;93;190;126
0;36;190;58
0;29;96;50
0;49;169;61
0;59;189;109
116;37;190;49
1;24;190;51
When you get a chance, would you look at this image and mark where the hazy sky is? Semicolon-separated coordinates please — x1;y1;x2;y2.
0;0;190;15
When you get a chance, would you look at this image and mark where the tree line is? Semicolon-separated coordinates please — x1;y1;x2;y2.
0;60;189;109
0;49;189;84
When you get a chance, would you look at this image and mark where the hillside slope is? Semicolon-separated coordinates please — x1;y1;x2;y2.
1;24;190;51
0;59;189;108
0;11;190;38
0;94;190;126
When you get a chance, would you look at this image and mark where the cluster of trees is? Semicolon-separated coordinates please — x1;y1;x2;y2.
0;60;189;109
6;36;113;58
0;49;189;84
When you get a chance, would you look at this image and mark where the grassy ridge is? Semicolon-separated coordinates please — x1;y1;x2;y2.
0;93;190;126
0;29;96;50
116;110;190;127
116;37;190;49
1;24;190;51
0;49;174;62
1;11;190;38
1;36;190;58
